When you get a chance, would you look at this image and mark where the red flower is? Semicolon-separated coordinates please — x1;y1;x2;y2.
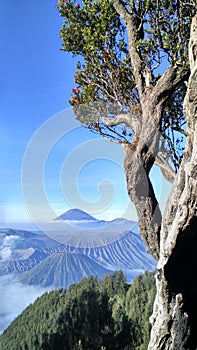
72;87;79;94
76;3;80;8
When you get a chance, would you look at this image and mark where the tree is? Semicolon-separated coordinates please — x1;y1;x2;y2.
57;0;197;348
125;271;156;349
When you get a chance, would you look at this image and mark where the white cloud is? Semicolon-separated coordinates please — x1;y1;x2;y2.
0;235;20;261
0;275;48;334
0;247;12;260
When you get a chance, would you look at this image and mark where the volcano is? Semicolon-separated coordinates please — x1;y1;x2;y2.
54;209;97;222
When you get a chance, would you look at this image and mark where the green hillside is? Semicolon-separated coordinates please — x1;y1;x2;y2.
0;271;156;350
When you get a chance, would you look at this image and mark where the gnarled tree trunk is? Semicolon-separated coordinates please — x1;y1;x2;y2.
121;10;197;350
122;107;162;261
148;13;197;349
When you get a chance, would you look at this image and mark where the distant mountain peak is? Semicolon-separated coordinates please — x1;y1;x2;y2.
54;209;97;222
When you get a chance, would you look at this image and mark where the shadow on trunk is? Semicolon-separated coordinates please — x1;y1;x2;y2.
165;216;197;349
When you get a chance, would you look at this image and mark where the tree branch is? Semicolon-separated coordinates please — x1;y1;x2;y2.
150;64;190;105
102;112;142;135
111;0;145;96
155;155;176;183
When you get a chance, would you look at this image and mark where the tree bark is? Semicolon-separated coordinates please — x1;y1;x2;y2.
122;109;162;260
148;12;197;350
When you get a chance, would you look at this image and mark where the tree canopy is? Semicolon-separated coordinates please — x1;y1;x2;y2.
57;0;194;171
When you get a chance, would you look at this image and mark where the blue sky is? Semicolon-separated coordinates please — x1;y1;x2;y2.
0;0;171;225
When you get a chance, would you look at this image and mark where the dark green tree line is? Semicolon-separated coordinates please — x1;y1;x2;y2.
0;271;156;350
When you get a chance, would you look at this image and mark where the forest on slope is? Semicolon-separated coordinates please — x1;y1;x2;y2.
0;271;156;350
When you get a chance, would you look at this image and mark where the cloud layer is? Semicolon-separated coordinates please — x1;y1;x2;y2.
0;235;20;261
0;275;48;334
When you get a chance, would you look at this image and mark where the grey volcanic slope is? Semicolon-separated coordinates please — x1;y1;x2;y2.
0;229;72;275
0;228;66;250
77;230;156;271
0;249;49;275
54;208;97;221
19;252;112;289
0;226;156;277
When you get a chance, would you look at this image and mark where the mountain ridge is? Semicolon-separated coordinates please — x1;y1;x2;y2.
19;252;113;288
0;210;156;285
